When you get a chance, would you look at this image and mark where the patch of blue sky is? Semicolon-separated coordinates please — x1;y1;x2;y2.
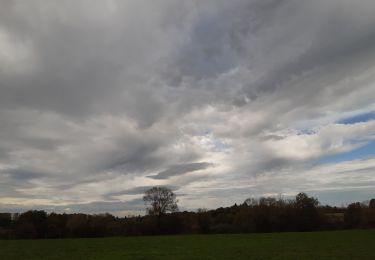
211;138;230;152
338;111;375;125
309;187;375;206
317;140;375;165
195;128;231;152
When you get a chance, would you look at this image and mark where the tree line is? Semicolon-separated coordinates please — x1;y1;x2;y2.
0;189;374;239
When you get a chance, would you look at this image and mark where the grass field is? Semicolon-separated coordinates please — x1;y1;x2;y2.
0;230;373;259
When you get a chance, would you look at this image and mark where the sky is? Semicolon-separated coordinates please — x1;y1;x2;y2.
0;0;375;216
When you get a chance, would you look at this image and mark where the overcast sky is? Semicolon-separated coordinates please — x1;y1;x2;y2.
0;0;375;216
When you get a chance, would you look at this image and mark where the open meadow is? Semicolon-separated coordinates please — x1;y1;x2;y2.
0;230;373;259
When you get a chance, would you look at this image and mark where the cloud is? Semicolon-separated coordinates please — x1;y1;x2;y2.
3;168;46;180
0;0;374;215
106;185;180;197
0;198;145;215
148;162;214;179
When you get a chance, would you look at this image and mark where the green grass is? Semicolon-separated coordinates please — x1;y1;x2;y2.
0;230;374;259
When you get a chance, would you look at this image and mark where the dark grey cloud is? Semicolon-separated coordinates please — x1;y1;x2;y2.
106;185;180;197
3;168;46;180
148;162;214;180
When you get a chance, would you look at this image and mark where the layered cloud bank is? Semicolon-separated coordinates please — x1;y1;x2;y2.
0;0;374;215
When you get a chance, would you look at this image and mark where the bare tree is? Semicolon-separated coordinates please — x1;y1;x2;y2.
143;187;178;216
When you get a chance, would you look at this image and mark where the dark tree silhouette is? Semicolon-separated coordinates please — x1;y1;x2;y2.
369;199;375;209
294;192;319;231
1;192;375;239
143;187;178;216
344;202;363;227
15;210;47;239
